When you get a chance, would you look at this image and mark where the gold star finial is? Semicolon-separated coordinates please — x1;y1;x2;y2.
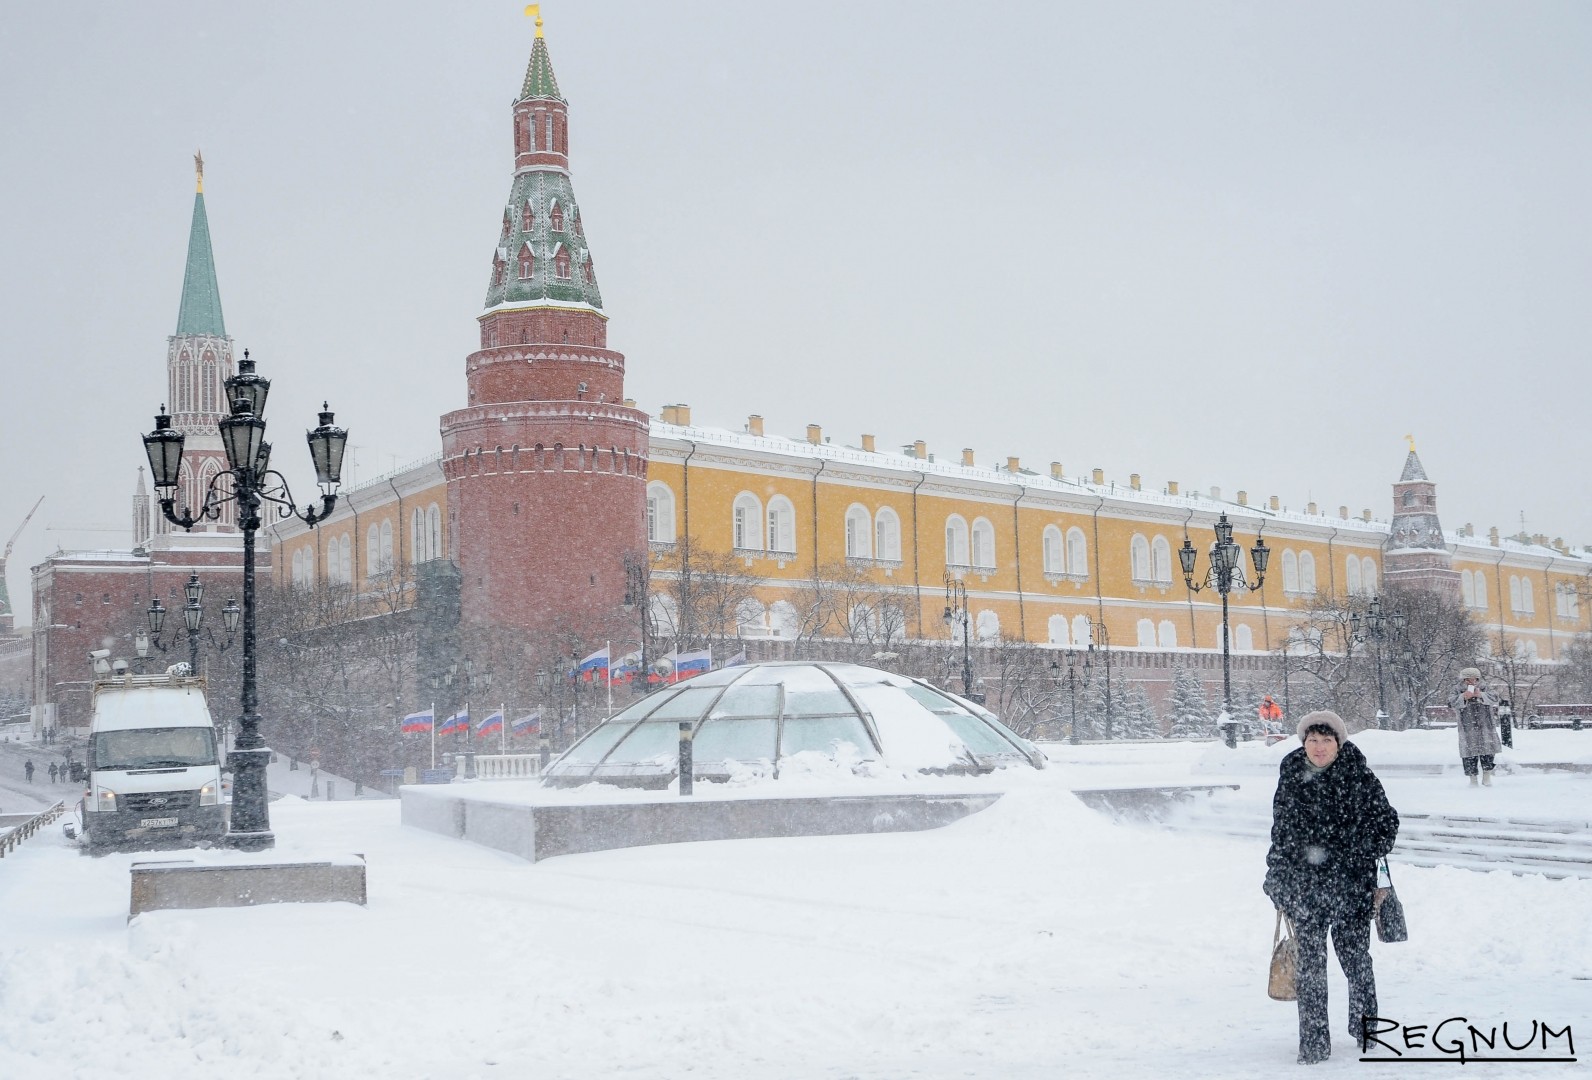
1405;433;1416;454
194;150;205;194
524;4;543;37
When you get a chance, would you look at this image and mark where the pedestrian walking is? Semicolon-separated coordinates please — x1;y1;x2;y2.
1264;710;1400;1064
23;759;35;783
1448;667;1501;786
48;762;58;783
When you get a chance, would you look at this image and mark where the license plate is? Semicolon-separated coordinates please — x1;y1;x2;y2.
139;817;179;828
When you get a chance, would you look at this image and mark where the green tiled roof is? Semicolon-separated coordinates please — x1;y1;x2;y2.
175;193;226;337
519;36;563;101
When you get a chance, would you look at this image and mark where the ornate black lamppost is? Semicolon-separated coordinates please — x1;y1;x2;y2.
1351;595;1405;730
1180;512;1270;749
142;350;347;851
1049;648;1092;744
943;575;975;701
137;573;240;678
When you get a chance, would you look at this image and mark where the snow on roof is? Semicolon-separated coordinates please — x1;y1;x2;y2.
648;420;1393;538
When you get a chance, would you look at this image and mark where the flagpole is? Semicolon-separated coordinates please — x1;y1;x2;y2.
430;700;436;770
606;640;613;716
500;701;506;755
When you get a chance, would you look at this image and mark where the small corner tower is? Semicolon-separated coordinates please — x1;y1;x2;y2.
1383;437;1460;599
162;152;238;533
440;11;650;634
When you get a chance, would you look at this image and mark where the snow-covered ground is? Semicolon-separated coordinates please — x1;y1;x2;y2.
0;733;1587;1079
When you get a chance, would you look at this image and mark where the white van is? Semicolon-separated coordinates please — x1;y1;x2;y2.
79;673;227;851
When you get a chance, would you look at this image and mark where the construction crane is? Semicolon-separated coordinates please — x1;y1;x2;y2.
1;496;45;621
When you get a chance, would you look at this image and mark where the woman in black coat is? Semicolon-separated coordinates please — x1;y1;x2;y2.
1263;710;1399;1064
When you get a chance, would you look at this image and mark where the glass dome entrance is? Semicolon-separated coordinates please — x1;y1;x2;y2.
542;661;1045;788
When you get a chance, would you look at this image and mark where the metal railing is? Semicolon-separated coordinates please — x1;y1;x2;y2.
0;801;66;858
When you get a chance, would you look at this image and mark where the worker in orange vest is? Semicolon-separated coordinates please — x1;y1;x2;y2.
1257;695;1284;734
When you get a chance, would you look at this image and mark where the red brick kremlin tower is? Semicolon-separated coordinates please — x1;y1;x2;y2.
440;13;649;634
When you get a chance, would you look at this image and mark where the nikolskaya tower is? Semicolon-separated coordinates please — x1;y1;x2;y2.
440;12;649;635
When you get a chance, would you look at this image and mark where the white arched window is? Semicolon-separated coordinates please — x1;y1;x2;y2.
770;599;799;638
737;599;767;635
647;482;676;544
411;508;426;565
291;548;308;589
1509;575;1523;614
1361;557;1377;594
1048;613;1069;646
767;495;796;554
875;507;901;562
1282;550;1300;593
1299;551;1316;595
1067;527;1088;578
1157;620;1178;649
1521;577;1535;615
1345;557;1362;597
975;609;1000;643
845;504;873;559
1042;526;1064;574
1130;534;1152;581
1151;536;1172;584
733;493;764;551
366;525;382;580
946;515;970;566
1473;571;1487;612
1234;624;1254;652
1136;618;1156;647
338;534;352;585
1071;614;1092;648
971;518;996;569
650;593;680;639
1462;569;1476;608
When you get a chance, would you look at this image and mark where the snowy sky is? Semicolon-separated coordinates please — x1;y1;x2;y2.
4;2;1592;622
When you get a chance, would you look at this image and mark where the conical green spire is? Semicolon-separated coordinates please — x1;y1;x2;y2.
176;181;226;337
520;35;563;101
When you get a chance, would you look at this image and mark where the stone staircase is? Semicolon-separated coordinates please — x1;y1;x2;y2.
1169;801;1592;880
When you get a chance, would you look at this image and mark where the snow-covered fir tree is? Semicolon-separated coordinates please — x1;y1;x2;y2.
1167;665;1213;739
1114;676;1161;739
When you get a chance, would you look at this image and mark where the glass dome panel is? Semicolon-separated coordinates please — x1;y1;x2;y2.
556;721;635;766
779;714;875;758
606;720;683;763
693;717;778;767
647;686;725;719
708;682;781;719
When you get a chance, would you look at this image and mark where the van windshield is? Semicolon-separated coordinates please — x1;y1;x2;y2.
92;728;217;770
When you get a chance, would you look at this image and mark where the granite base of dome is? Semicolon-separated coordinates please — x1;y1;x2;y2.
399;785;1002;862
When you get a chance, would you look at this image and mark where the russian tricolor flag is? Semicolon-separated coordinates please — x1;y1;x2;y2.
671;648;712;682
438;710;470;737
401;708;434;733
575;646;610;682
476;711;504;738
512;709;541;736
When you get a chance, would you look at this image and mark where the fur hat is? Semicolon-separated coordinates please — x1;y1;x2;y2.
1459;667;1482;680
1297;709;1348;744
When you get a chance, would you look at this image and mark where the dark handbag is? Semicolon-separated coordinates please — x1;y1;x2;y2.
1376;859;1408;943
1269;909;1298;1001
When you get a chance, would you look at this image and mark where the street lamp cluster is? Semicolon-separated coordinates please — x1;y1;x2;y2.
136;572;239;678
1351;595;1407;730
142;350;348;851
1180;513;1270;749
943;575;976;702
